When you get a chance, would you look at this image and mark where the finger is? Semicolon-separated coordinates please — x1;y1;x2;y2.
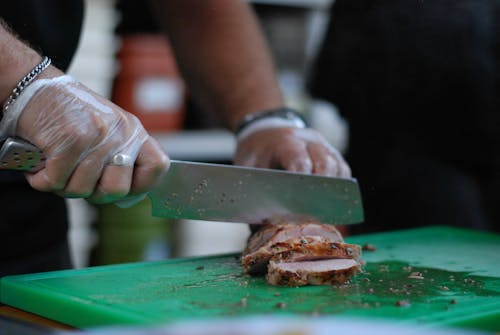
306;142;340;177
308;142;352;178
25;154;79;192
234;135;273;168
130;137;170;194
24;134;92;192
235;148;273;168
114;193;148;208
87;165;134;204
274;140;313;173
338;159;352;178
57;154;105;198
327;147;352;178
234;151;258;167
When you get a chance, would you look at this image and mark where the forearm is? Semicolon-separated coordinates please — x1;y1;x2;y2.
150;0;285;131
0;22;64;113
0;22;42;108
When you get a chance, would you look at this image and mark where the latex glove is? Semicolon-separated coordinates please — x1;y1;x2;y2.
234;127;351;178
0;74;169;205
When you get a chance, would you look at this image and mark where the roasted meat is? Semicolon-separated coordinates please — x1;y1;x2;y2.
242;218;362;286
267;259;361;286
243;235;361;275
244;219;344;256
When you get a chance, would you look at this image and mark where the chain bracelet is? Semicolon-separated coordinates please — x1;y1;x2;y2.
3;56;52;113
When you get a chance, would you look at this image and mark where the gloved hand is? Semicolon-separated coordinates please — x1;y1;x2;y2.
1;71;170;205
234;127;351;178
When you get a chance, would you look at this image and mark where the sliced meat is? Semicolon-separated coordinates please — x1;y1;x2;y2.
243;219;344;256
271;237;361;262
242;235;361;275
241;218;363;286
266;258;361;286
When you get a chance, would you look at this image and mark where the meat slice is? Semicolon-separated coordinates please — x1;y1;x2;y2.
242;235;361;275
266;259;361;286
243;219;344;257
271;237;361;263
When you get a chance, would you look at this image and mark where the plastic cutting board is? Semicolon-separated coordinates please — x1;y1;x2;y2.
1;225;499;331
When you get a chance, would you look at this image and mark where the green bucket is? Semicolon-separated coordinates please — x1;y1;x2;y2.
92;197;174;265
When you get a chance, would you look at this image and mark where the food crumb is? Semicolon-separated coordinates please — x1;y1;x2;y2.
362;243;377;251
440;286;450;291
273;292;281;297
450;299;457;304
275;302;287;309
408;272;424;279
395;300;411;307
239;297;247;307
195;266;205;270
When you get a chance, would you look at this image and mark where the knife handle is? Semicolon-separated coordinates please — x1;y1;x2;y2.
0;137;45;172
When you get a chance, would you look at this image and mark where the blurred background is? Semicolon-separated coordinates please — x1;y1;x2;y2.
66;0;347;269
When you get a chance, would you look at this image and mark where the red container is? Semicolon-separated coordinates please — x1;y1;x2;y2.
112;34;185;131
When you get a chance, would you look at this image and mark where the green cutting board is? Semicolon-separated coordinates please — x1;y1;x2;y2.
1;226;500;331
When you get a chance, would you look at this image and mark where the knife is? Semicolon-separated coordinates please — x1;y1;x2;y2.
0;137;364;225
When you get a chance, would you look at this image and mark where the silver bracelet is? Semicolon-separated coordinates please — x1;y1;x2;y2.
3;56;51;113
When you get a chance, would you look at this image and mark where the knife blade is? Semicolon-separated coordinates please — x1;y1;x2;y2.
0;137;364;225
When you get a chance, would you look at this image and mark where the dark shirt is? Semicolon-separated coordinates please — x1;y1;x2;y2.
115;0;160;35
1;0;84;70
309;0;500;234
310;0;500;172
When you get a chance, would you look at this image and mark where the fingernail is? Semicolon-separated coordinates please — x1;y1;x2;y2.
114;193;147;208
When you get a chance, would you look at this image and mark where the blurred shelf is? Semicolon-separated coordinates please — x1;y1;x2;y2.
152;129;236;162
